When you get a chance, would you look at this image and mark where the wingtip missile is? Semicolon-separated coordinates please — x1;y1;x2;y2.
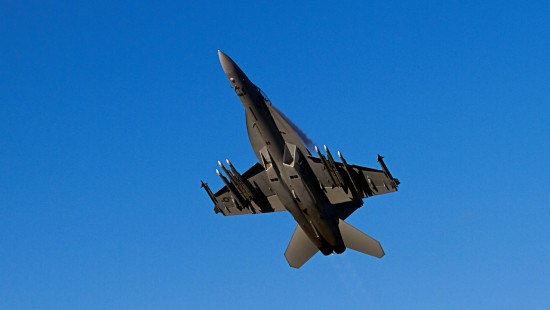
377;154;400;187
201;180;218;204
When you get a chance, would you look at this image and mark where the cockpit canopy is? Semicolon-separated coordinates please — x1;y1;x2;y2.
258;88;271;104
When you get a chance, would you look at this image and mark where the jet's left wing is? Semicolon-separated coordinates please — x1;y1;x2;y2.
202;162;287;216
307;147;400;205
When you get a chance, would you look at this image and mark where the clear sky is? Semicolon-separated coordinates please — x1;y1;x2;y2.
1;1;549;309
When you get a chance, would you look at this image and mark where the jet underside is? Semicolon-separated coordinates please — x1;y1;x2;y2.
201;51;400;268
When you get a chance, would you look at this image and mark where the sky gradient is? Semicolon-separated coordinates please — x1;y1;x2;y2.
1;1;549;309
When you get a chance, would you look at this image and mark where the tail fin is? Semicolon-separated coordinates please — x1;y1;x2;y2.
284;225;319;268
339;219;385;258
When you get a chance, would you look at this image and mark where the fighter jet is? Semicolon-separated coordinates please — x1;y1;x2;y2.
201;50;400;268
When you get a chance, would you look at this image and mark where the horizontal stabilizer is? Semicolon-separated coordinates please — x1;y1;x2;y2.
339;219;385;258
284;225;319;268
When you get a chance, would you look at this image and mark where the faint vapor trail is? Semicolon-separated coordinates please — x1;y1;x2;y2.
330;255;378;309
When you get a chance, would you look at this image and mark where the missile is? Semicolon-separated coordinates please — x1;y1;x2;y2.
225;159;255;200
216;168;246;208
315;145;337;187
219;160;252;201
226;159;241;178
337;151;361;196
201;180;218;204
324;145;345;187
377;154;400;188
218;160;235;182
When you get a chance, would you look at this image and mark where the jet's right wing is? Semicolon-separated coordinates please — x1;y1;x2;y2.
202;162;287;216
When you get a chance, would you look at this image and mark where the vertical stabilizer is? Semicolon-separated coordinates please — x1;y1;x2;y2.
284;225;319;268
339;219;385;258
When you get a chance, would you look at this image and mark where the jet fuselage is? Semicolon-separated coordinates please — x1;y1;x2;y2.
218;51;345;255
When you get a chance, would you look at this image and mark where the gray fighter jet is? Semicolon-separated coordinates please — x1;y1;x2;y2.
201;51;400;268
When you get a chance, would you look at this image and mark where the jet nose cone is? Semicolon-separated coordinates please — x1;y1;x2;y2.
217;49;226;61
218;50;239;75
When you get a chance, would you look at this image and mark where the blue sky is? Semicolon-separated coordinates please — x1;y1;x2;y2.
1;1;549;309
